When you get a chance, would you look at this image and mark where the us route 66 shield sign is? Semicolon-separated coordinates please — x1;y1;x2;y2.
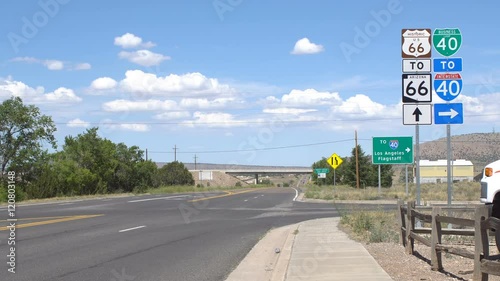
401;29;432;58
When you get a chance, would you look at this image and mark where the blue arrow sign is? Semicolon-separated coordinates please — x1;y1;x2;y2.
434;103;463;124
433;58;462;72
434;73;462;101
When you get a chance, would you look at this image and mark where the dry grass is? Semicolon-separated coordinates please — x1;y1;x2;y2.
304;181;480;202
339;209;400;243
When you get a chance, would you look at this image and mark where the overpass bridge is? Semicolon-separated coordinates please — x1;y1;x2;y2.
157;162;313;183
221;168;312;183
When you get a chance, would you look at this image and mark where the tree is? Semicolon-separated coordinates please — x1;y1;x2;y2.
343;145;375;187
0;97;56;178
156;161;194;186
62;127;116;194
340;145;393;188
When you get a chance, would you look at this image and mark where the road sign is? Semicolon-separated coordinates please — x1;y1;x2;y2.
402;29;432;58
433;28;462;57
372;136;413;164
402;59;431;73
314;168;329;174
318;173;327;179
327;153;343;170
402;74;432;103
434;73;462;101
403;104;432;125
433;58;463;72
434;103;463;124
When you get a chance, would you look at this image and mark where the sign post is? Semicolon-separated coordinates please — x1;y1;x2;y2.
401;29;432;206
327;153;343;186
432;27;463;208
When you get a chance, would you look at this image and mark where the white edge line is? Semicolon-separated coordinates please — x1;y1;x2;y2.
292;188;299;202
119;225;146;233
128;195;189;203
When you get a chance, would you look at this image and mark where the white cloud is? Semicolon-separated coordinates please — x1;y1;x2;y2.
179;97;239;109
263;108;317;115
118;50;170;67
114;33;155;49
102;99;177;112
0;78;82;104
44;87;82;103
44;60;64;70
11;57;38;63
333;94;389;117
10;57;91;71
119;70;234;96
119;123;150;132
73;63;92;70
291;38;324;55
99;119;150;132
67;118;90;128
182;112;243;128
266;89;341;107
154;111;191;120
90;77;118;90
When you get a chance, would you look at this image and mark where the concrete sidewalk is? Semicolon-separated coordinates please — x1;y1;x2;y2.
226;217;393;281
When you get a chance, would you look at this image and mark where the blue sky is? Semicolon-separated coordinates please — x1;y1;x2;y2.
1;0;500;166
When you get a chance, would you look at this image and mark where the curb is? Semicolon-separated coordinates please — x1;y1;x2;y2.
270;224;299;281
225;223;300;281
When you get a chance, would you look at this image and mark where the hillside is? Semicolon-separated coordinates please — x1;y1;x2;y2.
419;132;500;173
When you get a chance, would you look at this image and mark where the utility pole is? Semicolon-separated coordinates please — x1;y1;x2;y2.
355;130;360;189
173;145;178;162
194;154;198;170
145;149;148;161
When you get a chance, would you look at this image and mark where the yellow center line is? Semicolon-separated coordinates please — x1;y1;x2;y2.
188;189;262;202
0;214;104;231
1;215;76;222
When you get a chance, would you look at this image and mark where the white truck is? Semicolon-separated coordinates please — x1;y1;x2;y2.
480;160;500;217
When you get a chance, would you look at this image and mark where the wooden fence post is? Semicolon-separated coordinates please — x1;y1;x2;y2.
397;200;406;247
474;205;490;281
431;206;443;271
406;201;415;255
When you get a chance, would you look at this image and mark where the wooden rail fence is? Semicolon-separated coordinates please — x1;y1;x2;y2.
398;200;500;281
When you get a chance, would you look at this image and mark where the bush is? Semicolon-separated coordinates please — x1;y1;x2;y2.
133;184;148;194
340;211;399;243
235;182;242;187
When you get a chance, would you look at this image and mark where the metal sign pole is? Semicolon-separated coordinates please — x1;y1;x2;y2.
416;124;421;206
334;169;336;186
405;165;409;196
378;165;381;194
447;124;452;206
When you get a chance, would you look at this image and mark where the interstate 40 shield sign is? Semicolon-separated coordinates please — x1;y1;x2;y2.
434;73;462;101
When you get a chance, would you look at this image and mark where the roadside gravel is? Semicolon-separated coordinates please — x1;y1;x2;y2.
364;241;500;281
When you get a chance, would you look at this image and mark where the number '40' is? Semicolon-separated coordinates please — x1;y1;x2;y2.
436;37;459;51
436;80;461;96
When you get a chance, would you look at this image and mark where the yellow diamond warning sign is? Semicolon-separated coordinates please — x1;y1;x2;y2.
327;153;343;170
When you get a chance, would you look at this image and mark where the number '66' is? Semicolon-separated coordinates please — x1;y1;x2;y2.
406;81;428;96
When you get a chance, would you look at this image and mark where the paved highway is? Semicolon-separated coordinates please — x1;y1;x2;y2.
0;188;343;281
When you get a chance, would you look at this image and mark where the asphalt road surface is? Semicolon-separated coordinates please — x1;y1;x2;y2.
0;187;348;281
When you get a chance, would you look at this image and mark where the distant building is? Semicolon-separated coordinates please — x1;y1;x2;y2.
417;159;474;183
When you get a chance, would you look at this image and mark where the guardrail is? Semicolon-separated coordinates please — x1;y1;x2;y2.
397;200;500;281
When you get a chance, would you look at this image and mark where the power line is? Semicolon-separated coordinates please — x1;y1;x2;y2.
149;139;354;155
